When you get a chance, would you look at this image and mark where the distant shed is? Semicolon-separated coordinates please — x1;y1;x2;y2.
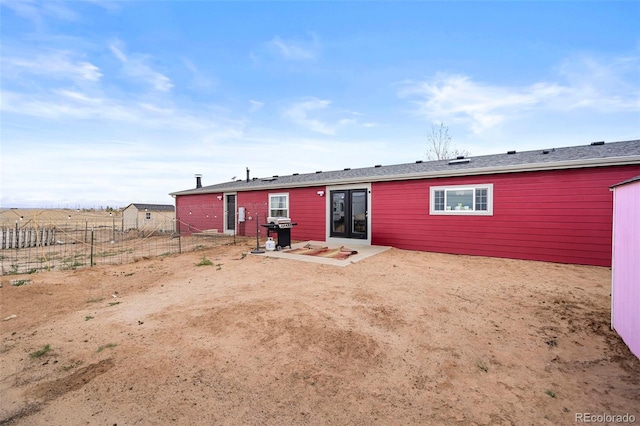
122;203;175;233
610;176;640;359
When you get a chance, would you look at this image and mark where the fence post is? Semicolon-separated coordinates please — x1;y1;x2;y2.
178;235;182;253
90;227;94;267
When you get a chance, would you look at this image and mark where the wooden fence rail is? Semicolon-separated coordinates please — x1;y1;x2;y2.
0;227;57;249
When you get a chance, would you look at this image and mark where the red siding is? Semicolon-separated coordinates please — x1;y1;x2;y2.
236;191;269;237
371;165;640;267
236;187;326;241
175;193;224;234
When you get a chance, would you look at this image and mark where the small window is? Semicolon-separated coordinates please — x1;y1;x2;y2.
269;193;289;218
430;184;493;215
145;212;151;220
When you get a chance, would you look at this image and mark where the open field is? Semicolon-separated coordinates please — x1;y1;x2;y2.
1;244;638;425
0;209;121;228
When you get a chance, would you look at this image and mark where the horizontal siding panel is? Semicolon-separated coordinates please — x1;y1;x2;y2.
378;236;611;264
176;194;224;234
417;229;612;245
378;229;611;253
236;187;326;241
372;164;640;266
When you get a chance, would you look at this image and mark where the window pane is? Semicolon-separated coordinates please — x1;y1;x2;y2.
446;189;473;211
270;195;288;217
475;188;488;211
434;190;445;211
271;195;286;209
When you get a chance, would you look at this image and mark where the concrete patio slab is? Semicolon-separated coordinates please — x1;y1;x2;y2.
251;240;391;266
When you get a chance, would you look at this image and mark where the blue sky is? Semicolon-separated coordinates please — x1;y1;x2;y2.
1;1;639;208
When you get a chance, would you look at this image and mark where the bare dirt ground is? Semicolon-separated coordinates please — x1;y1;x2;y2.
1;242;638;425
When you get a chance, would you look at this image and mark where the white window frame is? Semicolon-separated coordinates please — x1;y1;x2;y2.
269;193;289;218
430;184;493;216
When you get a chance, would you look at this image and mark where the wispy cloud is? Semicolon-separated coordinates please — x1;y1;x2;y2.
1;0;80;27
2;50;102;82
283;98;336;135
182;58;217;91
283;98;378;135
248;100;264;113
1;88;244;135
109;41;173;92
266;35;320;61
399;55;640;134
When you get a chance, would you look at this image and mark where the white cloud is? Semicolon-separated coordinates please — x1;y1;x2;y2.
109;41;174;92
248;100;264;113
283;98;335;135
399;55;640;134
2;50;102;82
182;58;216;91
1;0;79;26
282;98;378;135
0;88;245;135
266;35;319;61
54;89;103;104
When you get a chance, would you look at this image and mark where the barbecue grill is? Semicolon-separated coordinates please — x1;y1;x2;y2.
261;217;297;249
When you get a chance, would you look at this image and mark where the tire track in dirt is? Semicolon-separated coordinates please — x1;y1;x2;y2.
1;358;114;425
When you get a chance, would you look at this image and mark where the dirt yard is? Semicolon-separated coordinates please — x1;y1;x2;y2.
1;243;638;425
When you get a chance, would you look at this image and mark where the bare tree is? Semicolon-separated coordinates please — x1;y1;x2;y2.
426;122;469;160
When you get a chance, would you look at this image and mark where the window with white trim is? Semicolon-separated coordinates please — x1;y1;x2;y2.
269;193;289;218
430;184;493;215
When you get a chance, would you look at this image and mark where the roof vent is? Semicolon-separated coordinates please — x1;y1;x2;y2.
456;156;465;160
542;150;550;154
315;170;322;174
374;164;382;168
448;158;470;165
261;177;277;182
293;173;299;176
507;150;516;155
272;175;279;178
415;160;423;164
591;141;605;146
343;168;351;171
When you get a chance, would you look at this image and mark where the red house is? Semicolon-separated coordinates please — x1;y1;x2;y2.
170;139;640;267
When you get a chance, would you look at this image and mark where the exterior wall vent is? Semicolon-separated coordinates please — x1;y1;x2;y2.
591;141;605;146
507;150;516;155
448;158;470;165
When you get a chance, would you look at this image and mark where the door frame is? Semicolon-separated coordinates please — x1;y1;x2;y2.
224;193;237;234
326;183;371;245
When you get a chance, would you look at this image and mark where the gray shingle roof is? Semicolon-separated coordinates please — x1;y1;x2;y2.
171;139;640;196
128;203;175;212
